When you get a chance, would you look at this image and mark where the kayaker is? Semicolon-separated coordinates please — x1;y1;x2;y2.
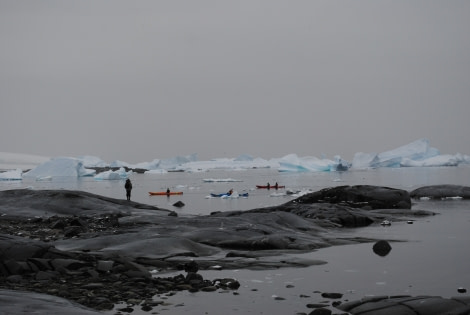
125;179;132;201
267;183;270;190
166;188;170;195
227;189;233;196
274;182;278;189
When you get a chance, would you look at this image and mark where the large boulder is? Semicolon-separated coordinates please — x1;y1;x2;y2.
287;185;411;210
410;185;470;199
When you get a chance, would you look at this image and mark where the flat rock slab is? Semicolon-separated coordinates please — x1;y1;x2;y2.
0;289;101;315
338;295;470;314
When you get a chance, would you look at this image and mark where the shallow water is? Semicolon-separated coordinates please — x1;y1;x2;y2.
120;201;470;314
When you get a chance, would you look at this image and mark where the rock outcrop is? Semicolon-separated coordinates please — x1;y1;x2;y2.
288;185;412;209
410;184;470;199
338;295;470;314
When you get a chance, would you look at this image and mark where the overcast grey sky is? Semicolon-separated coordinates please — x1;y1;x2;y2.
1;1;469;163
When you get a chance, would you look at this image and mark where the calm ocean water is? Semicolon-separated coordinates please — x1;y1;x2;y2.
1;166;469;215
2;166;470;314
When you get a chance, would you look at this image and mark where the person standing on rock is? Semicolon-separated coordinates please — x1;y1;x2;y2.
125;178;132;201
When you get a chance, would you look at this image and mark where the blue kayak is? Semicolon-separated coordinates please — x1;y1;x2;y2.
210;192;249;198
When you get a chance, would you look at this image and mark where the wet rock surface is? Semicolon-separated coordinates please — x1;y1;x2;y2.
1;185;469;314
410;184;470;199
337;295;470;314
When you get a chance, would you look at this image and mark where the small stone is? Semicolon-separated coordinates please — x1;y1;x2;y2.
173;201;185;208
320;292;343;299
200;286;218;292
307;303;329;308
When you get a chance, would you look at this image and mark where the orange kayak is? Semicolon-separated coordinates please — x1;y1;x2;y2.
149;191;183;196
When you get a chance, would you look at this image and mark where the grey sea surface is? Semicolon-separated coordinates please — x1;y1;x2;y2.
2;165;469;215
1;166;470;314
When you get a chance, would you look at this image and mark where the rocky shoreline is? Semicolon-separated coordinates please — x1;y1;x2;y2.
1;184;470;314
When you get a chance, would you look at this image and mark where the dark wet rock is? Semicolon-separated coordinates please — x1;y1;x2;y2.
410;184;470;199
0;288;102;314
287;185;411;209
184;260;199;273
0;186;450;313
321;292;343;299
0;189;169;218
372;240;392;257
307;303;329;308
337;295;470;314
173;201;185;207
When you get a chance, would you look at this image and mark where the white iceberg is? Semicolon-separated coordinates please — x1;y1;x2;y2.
401;154;461;167
278;154;349;172
76;155;108;167
127;154;198;171
351;138;467;169
0;168;22;180
94;167;130;180
23;157;96;179
145;169;168;174
183;157;278;172
109;160;131;168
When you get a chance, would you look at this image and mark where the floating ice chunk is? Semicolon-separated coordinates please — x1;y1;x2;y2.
109;160;131;168
76;155;108;167
203;178;242;182
278;154;349;172
23;157;95;178
145;169;168;174
351;152;379;169
401;155;460;167
234;154;254;161
134;159;160;170
94;167;130;180
352;139;446;169
0;169;22;180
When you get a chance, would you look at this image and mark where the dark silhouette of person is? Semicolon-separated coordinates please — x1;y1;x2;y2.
166;188;171;195
274;182;278;189
125;178;132;201
227;189;233;196
267;183;270;190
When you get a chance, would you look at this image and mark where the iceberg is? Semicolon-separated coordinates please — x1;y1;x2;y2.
76;155;108;168
278;154;350;172
94;167;130;180
23;157;96;179
353;139;437;169
127;154;198;171
351;139;470;169
0;168;22;180
182;157;279;172
109;160;132;168
401;154;461;167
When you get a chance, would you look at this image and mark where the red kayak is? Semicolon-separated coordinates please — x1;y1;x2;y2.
256;185;285;189
149;191;183;196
